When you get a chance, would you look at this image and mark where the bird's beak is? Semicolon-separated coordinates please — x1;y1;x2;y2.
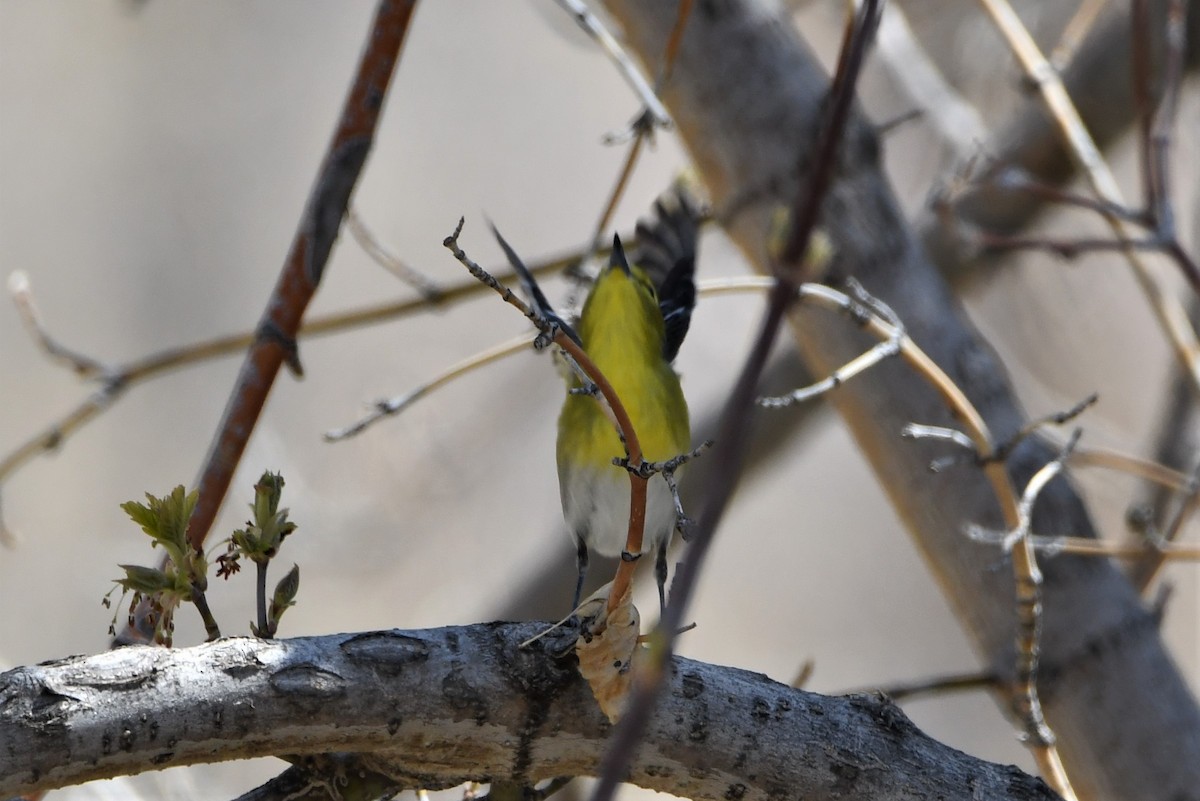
610;233;632;277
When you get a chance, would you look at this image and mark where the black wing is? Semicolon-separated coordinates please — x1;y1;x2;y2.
633;192;700;363
491;223;582;348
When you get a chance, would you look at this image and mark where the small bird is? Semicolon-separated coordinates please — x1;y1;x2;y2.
495;194;699;613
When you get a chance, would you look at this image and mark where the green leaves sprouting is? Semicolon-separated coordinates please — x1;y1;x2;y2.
106;486;214;646
107;471;302;646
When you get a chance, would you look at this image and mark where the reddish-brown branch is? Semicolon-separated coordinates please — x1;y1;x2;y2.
185;0;418;552
548;332;648;614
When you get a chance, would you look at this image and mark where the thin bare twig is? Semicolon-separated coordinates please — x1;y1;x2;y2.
1156;451;1200;558
984;165;1144;222
1070;446;1189;490
979;233;1177;259
8;271;109;378
992;534;1200;561
553;0;670;130
591;123;650;248
758;279;904;407
902;422;979;457
979;0;1200;399
1132;0;1200;299
853;670;1000;703
584;0;691;255
324;334;532;441
346;207;442;300
0;244;588;500
1050;0;1109;71
987;393;1098;465
874;3;986;159
965;429;1081;799
622;440;713;540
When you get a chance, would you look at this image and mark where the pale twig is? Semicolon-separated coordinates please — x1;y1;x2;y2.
0;246;585;495
345;207;442;300
874;3;986;159
987;534;1200;562
1007;430;1083;553
553;0;670;131
979;0;1200;398
1069;446;1189;491
701;281;986;464
758;279;904;407
852;670;1000;703
586;1;691;258
1049;0;1109;71
323;334;532;441
901;423;978;454
964;430;1081;798
8;271;109;378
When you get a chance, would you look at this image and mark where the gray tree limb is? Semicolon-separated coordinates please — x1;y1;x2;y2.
0;624;1058;800
600;2;1200;799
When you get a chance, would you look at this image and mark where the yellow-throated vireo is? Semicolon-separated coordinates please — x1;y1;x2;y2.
495;194;699;613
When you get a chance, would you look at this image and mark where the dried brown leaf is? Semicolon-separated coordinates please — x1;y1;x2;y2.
574;581;642;723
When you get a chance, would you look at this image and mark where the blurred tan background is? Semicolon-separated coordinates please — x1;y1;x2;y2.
1;1;1196;798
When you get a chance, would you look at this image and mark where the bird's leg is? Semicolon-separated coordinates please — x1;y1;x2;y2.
655;541;669;614
573;539;590;612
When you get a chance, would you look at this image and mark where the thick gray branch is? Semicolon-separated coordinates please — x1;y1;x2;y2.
0;624;1057;800
601;2;1200;799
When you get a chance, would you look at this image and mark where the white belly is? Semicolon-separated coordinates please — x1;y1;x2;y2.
559;464;677;557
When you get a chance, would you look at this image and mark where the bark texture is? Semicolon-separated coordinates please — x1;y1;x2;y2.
0;625;1058;800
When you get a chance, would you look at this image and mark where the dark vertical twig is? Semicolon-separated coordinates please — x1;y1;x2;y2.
256;561;270;636
1152;1;1193;269
1132;0;1200;287
586;4;883;801
1131;0;1156;221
